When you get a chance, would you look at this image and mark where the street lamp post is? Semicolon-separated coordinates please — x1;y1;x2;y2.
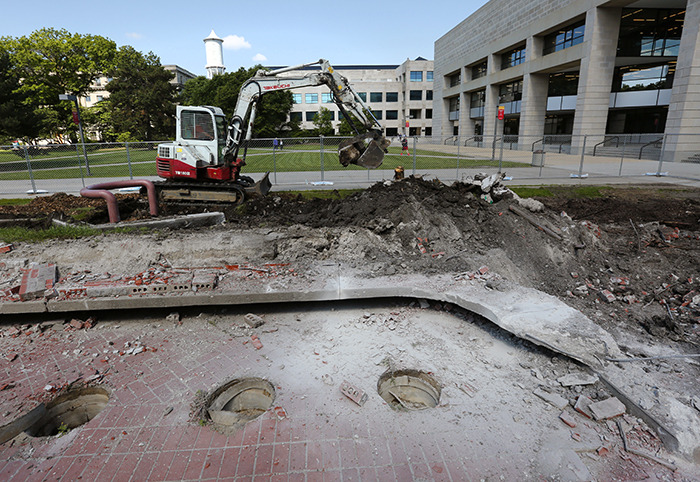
58;94;90;175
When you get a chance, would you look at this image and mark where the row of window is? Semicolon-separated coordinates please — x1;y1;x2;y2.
409;71;434;82
293;91;433;104
450;8;684;86
290;109;433;122
461;60;674;112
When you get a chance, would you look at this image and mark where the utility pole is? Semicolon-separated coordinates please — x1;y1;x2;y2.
59;94;90;175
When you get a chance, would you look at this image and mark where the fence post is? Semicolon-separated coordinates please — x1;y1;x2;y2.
412;137;417;175
577;135;587;178
654;134;668;176
75;144;86;187
498;136;504;173
320;135;324;182
22;145;37;194
618;136;627;176
126;142;134;179
456;136;460;180
272;139;277;185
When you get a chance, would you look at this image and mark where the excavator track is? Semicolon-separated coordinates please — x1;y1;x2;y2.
154;172;272;206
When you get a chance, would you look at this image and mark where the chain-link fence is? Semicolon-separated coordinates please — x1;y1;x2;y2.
1;134;699;196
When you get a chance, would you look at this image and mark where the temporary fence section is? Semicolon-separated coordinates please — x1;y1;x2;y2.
1;134;699;196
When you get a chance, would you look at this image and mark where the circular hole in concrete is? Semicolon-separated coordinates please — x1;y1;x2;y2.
26;386;110;437
377;369;441;411
207;378;275;427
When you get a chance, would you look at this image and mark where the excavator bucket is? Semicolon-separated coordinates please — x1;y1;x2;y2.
242;171;272;198
339;133;391;169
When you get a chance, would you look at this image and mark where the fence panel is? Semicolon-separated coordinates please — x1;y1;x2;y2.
1;134;698;196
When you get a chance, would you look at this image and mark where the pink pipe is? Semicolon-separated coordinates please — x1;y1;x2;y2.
80;180;158;224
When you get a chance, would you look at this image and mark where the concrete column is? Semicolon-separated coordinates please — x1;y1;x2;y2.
571;6;621;153
485;84;501;138
520;73;549;145
664;0;700;161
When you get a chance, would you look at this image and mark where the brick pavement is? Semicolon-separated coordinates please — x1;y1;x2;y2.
0;302;690;480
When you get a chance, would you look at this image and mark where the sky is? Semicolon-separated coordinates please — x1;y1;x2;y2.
3;0;485;76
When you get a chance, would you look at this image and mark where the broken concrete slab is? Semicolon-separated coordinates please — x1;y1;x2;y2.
557;372;599;387
574;395;594;419
52;212;226;231
19;263;57;301
589;397;626;420
534;387;568;410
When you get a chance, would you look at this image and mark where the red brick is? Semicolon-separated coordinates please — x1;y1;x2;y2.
559;410;578;428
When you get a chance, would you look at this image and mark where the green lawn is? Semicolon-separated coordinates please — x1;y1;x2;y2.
1;144;526;181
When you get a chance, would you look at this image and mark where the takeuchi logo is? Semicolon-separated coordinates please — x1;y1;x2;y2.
263;83;291;91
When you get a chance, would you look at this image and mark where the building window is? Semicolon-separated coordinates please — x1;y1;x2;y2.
447;72;461;87
86;96;91;102
409;90;422;101
543;21;585;55
409;109;422;120
470;90;485;108
292;94;302;104
96;95;104;101
449;97;460;112
618;9;684;57
94;78;101;86
290;112;302;122
305;93;318;104
426;90;433;101
370;92;383;102
426;71;433;82
306;111;317;121
425;127;432;136
372;110;382;120
357;92;367;102
322;93;333;103
386;92;398;102
501;46;526;69
471;61;487;80
613;63;675;92
548;72;579;96
328;111;335;121
385;110;398;120
499;80;523;102
410;71;423;82
426;109;433;119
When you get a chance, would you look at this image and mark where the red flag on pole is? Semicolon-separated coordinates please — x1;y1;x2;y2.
72;110;80;125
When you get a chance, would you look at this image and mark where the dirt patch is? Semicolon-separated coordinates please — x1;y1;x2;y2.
2;179;699;359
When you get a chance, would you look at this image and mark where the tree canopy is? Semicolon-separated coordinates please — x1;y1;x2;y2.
99;46;177;141
0;48;41;142
312;107;334;136
0;28;117;140
179;66;294;138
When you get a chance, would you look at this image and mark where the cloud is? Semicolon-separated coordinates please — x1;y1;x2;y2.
252;53;267;62
222;35;251;50
125;32;143;39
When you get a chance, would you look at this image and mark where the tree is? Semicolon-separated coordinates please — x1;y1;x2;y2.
0;48;41;142
1;28;117;139
312;107;334;136
103;46;177;141
179;66;294;138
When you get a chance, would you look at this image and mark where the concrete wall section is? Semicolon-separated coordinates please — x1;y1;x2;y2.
571;6;621;150
665;0;700;161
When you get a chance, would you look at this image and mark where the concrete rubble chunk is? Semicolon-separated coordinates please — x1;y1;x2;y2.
557;372;599;387
244;313;265;328
19;263;57;301
340;380;368;406
533;387;568;410
589;397;626;420
599;289;616;303
559;410;578;428
574;395;594;419
166;312;180;323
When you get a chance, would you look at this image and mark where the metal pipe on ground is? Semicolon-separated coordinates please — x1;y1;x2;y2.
80;180;158;223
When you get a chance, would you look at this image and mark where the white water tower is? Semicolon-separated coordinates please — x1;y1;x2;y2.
204;29;225;78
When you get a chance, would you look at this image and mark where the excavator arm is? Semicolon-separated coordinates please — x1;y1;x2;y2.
222;59;389;169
